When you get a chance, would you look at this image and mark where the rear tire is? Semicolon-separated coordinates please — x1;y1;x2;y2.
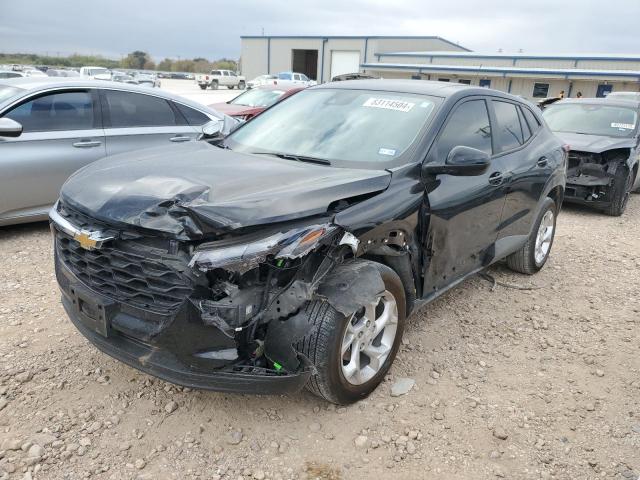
506;197;557;275
605;166;632;216
199;84;207;90
299;262;406;404
228;85;234;90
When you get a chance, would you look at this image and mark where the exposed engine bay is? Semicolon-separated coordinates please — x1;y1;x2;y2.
565;148;630;201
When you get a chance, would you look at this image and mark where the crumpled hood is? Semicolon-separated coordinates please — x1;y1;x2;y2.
60;142;391;239
555;132;636;154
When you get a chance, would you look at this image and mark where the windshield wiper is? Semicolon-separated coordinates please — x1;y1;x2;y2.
251;152;331;165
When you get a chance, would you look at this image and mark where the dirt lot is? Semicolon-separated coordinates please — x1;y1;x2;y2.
1;197;639;480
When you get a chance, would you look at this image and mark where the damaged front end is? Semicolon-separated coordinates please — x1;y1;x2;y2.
52;199;385;394
565;148;630;204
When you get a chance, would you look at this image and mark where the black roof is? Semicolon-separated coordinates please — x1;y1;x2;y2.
555;97;640;109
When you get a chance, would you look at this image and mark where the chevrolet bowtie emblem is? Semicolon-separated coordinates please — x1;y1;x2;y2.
74;231;99;250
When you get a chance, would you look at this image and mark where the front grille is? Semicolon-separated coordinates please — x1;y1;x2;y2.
56;233;192;314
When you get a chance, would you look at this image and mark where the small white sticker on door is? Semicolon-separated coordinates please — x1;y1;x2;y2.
363;98;415;113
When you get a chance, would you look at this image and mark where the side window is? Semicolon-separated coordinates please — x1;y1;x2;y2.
518;107;532;142
493;100;524;152
294;74;301;81
222;71;229;76
174;102;210;126
211;71;221;76
229;72;237;77
437;99;492;158
103;90;178;128
4;90;95;132
522;107;541;134
301;74;309;81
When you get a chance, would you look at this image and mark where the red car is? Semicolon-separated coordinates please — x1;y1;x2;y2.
209;85;304;121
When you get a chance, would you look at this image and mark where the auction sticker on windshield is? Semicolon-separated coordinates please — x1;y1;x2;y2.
363;98;415;113
611;122;635;129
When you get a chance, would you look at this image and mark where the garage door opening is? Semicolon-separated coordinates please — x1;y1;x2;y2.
292;49;318;80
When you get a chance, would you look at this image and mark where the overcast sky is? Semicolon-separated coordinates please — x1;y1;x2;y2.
2;0;639;60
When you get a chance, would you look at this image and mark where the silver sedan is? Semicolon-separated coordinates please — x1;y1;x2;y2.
0;78;236;226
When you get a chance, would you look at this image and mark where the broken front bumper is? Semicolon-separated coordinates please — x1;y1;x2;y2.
55;254;311;395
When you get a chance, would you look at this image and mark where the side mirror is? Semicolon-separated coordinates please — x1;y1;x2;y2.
0;118;23;138
200;120;223;139
424;146;491;177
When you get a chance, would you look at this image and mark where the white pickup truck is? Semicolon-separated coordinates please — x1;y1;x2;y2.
196;70;246;90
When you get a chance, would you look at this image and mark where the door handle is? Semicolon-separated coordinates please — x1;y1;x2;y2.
488;172;504;186
72;140;101;148
169;135;191;143
537;156;548;167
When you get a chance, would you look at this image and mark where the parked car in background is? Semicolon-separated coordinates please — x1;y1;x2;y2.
79;66;111;80
134;73;160;88
50;80;565;404
606;91;640;101
276;71;316;86
331;73;379;82
543;98;639;216
23;69;48;78
0;71;25;79
209;85;304;120
196;70;246;90
0;77;237;226
110;72;138;84
46;69;80;78
246;74;278;89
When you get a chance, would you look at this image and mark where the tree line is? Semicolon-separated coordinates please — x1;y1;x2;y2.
0;51;238;73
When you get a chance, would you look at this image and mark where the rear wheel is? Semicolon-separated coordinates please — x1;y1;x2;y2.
605;166;632;216
228;85;234;90
199;84;207;90
299;262;405;404
506;197;557;274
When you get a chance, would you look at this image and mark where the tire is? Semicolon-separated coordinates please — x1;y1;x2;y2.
298;262;406;404
506;197;557;275
211;81;218;90
605;166;632;216
199;85;207;90
238;81;246;90
228;85;234;90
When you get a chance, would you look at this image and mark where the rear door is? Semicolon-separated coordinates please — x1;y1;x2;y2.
100;89;200;156
0;88;105;221
423;97;506;295
490;100;554;248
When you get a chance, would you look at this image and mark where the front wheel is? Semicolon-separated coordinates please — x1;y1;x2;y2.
605;166;632;216
506;197;557;274
299;262;406;404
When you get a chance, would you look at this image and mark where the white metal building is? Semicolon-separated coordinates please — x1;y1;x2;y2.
240;36;640;100
239;35;469;83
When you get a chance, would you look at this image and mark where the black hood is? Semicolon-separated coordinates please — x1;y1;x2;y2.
60;142;391;239
554;132;636;154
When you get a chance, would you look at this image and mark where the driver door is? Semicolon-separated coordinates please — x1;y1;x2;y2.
422;97;508;296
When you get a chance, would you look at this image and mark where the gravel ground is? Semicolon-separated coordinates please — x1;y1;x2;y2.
0;197;639;480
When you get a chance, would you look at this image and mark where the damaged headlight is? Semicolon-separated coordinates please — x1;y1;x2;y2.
189;224;338;273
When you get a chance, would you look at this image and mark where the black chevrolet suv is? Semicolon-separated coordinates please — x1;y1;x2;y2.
51;80;566;404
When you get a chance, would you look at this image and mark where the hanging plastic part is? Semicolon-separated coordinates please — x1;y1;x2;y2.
338;231;360;255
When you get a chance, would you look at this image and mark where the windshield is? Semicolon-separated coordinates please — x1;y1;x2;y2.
230;89;285;107
0;85;24;103
544;103;638;138
227;89;438;165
